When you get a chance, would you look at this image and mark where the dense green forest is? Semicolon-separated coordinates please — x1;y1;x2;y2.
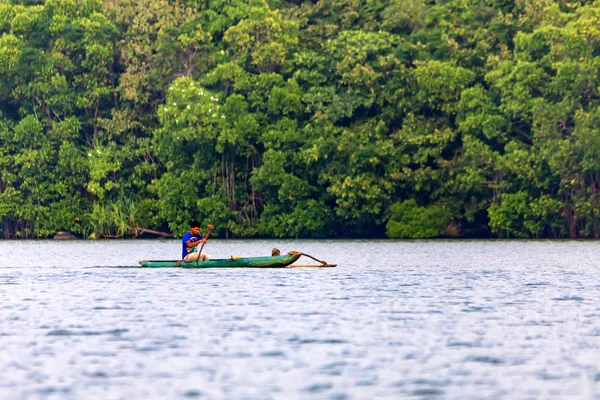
1;0;599;239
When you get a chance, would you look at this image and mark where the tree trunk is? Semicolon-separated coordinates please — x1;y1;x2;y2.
230;157;236;211
591;173;599;238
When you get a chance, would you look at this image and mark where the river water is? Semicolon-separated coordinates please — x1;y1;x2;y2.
0;239;599;399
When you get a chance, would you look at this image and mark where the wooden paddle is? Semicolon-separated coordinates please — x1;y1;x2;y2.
195;224;214;265
196;224;215;261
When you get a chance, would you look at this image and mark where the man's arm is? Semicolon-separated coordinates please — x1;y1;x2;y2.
185;237;206;248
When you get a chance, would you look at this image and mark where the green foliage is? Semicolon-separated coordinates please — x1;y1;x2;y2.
386;199;451;239
86;193;158;239
0;114;89;238
488;192;561;238
2;0;600;240
259;199;332;238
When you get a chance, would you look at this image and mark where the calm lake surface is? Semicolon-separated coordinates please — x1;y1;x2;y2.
1;240;599;399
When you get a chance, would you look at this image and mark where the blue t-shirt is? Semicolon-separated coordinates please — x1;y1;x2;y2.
182;231;203;259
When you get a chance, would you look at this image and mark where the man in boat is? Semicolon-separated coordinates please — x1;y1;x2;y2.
181;220;211;262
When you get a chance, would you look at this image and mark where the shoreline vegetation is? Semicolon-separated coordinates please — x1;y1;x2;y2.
1;0;600;240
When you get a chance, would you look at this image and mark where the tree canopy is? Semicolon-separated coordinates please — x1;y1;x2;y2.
1;0;599;239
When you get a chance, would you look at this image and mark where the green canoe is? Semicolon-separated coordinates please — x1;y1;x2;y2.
138;253;302;268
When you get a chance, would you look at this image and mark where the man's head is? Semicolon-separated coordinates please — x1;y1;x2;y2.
190;220;201;235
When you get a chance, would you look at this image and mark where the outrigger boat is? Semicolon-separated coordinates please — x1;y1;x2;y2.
138;251;336;269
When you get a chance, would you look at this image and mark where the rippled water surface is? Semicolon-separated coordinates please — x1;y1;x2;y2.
1;240;599;399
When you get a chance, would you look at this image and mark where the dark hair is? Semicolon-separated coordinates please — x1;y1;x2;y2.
190;220;201;228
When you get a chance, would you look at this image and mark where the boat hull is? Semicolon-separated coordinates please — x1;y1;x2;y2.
138;253;301;268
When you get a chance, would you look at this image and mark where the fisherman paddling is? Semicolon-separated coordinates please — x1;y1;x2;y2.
182;221;211;262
